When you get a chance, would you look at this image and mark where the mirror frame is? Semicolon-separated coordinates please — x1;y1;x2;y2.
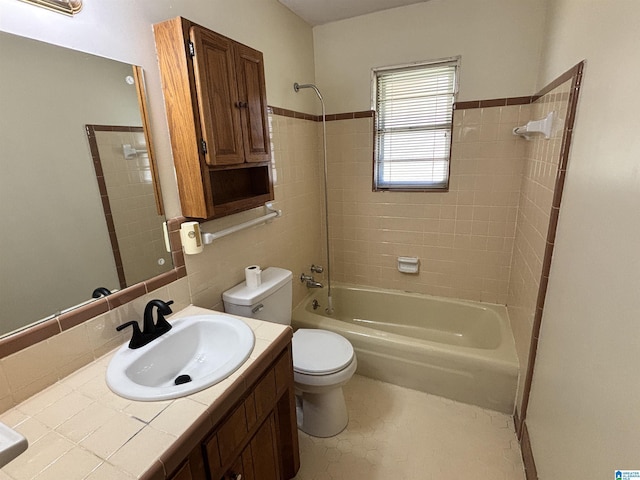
133;66;164;216
0;217;186;359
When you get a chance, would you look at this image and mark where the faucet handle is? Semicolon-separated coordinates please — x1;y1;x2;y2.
310;264;324;274
116;321;147;349
300;273;314;283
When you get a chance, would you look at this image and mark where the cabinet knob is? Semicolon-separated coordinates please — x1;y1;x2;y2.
229;474;242;480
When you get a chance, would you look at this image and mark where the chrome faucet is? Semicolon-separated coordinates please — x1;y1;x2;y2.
300;273;323;289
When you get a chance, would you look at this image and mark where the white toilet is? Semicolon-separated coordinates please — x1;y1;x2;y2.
223;267;357;437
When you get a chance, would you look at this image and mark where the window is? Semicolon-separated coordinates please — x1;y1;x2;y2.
373;58;459;191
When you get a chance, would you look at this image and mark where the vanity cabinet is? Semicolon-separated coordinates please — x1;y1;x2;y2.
154;17;273;220
165;343;299;480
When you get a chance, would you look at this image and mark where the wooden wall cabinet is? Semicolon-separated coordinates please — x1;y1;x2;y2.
166;345;300;480
154;17;273;220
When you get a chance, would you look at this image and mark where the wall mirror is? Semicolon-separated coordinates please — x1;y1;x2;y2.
0;31;172;337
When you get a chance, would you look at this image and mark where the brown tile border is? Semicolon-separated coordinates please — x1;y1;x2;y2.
537;61;584;99
0;216;187;359
506;96;535;106
145;269;180;293
0;318;62;358
479;98;509;108
454;100;481;109
268;105;374;122
106;283;148;309
454;96;534;110
273;94;539;120
86;124;131;290
521;421;538;480
517;61;586;434
326;111;375;121
58;297;109;331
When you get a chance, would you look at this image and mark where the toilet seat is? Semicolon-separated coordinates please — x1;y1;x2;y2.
293;329;354;376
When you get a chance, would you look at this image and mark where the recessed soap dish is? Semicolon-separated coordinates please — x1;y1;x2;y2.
397;257;419;274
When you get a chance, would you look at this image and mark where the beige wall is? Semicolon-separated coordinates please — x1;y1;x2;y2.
186;114;324;312
313;0;546;113
507;80;572;415
326;105;528;304
526;0;640;477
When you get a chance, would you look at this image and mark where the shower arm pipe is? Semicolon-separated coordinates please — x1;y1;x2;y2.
294;82;333;306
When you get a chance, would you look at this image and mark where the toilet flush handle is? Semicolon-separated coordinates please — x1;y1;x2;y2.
251;304;264;314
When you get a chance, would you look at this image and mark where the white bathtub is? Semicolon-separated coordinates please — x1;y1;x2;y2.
291;284;519;414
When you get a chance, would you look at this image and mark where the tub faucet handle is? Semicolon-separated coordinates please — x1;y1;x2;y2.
310;264;324;274
300;273;314;283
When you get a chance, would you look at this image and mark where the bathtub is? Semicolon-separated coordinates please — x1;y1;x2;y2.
291;284;519;414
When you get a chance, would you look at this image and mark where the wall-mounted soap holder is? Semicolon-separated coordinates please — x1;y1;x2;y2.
398;257;420;274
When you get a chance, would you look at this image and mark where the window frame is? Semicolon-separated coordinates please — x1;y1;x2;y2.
371;57;460;192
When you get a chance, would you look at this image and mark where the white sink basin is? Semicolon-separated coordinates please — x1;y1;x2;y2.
0;422;27;467
106;314;255;401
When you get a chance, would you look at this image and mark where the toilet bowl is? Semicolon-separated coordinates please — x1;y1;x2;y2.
293;328;357;437
222;267;357;437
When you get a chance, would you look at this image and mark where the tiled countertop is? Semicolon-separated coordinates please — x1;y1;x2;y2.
0;306;290;480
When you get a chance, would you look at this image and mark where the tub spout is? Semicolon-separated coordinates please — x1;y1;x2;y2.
306;280;324;288
300;273;323;288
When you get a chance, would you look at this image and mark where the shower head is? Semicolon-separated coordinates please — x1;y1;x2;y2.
293;82;324;101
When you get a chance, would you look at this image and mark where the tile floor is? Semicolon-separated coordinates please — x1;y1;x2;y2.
293;375;525;480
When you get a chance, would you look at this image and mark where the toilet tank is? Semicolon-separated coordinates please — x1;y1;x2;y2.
222;267;293;325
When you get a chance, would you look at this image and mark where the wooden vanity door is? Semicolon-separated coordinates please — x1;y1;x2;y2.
222;446;253;480
190;26;245;166
250;413;280;480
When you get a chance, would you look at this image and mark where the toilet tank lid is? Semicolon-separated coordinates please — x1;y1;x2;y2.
222;267;292;306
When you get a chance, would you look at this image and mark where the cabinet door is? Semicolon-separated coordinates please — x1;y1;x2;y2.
220;444;254;480
250;413;280;480
169;462;193;480
169;449;207;480
190;26;245;166
234;43;271;163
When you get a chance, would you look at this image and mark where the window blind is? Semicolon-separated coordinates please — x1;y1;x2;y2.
374;60;458;190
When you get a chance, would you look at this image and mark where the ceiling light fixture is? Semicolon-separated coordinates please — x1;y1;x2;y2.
20;0;83;16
